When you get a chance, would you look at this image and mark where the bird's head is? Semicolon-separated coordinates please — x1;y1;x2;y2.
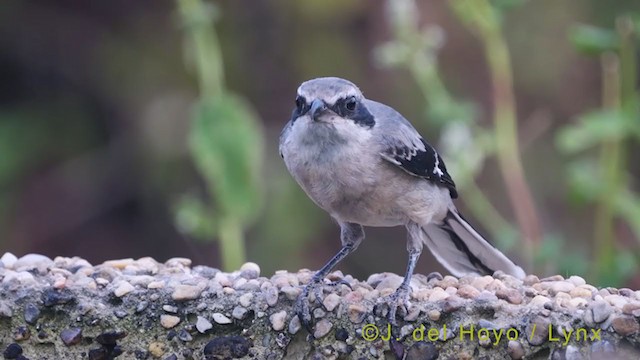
291;77;375;128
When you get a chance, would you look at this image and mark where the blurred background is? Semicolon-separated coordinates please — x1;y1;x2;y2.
0;0;638;288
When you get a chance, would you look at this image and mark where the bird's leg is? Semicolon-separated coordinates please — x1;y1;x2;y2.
295;222;363;331
296;245;354;329
385;222;423;325
387;249;420;325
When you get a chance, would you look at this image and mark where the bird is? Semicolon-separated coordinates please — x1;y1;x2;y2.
279;77;525;328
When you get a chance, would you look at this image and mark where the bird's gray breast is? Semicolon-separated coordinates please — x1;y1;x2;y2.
281;119;406;226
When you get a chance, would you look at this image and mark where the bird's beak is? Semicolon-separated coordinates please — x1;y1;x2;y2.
310;99;327;122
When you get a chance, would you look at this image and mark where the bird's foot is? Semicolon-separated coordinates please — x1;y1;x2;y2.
381;285;411;326
295;278;352;332
294;281;317;332
326;278;353;290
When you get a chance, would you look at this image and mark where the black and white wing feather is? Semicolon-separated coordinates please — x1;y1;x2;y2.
380;137;458;199
363;99;458;198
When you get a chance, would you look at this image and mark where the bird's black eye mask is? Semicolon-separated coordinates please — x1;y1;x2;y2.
291;95;375;128
291;95;310;119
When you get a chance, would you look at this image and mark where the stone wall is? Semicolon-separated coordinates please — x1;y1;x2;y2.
0;253;639;359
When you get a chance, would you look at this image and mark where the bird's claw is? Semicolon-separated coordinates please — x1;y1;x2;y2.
295;278;352;332
382;285;411;326
294;292;313;332
326;278;353;290
294;285;315;332
295;278;324;332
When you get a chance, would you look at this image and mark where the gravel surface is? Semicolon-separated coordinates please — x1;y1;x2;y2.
0;252;639;359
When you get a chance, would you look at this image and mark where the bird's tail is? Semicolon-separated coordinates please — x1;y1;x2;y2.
421;208;526;279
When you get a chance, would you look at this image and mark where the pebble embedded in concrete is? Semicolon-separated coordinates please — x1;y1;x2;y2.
160;315;180;329
288;316;301;335
23;303;40;325
113;281;135;297
60;327;83;346
496;288;523;304
507;340;524;359
14;253;53;275
429;287;450;302
0;252;18;269
148;342;166;358
212;313;232;325
270;310;287;331
611;315;640;336
313;319;333;338
427;309;441;321
526;316;550;346
457;285;480;299
171;284;203;301
238;293;253;308
591;300;613;323
3;343;23;359
264;286;279;307
196;316;213;333
232;306;248;320
0;303;12;318
240;262;260;279
529;295;551;308
347;304;367;324
549;281;576;295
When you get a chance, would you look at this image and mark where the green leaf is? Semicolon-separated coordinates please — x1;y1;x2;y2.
614;190;640;244
489;0;526;12
533;234;564;265
174;194;217;240
189;93;264;227
622;94;640;139
557;252;589;277
556;110;628;153
566;159;602;204
449;0;501;35
568;24;620;55
615;251;638;279
373;42;411;68
596;249;637;287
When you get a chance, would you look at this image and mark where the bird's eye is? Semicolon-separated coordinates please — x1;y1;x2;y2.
295;96;306;112
345;97;357;111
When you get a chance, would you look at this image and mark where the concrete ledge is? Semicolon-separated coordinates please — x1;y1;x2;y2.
0;253;639;359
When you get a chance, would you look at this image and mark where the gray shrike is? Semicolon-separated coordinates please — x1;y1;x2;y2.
279;77;525;327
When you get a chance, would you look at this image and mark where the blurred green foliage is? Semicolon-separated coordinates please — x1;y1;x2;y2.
0;0;638;287
569;25;622;55
187;96;264;233
175;0;264;271
0;112;52;247
375;0;520;252
558;16;640;286
0;103;100;251
377;0;639;286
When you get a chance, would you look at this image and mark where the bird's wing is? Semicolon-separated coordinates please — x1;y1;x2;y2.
368;100;458;198
380;137;458;198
